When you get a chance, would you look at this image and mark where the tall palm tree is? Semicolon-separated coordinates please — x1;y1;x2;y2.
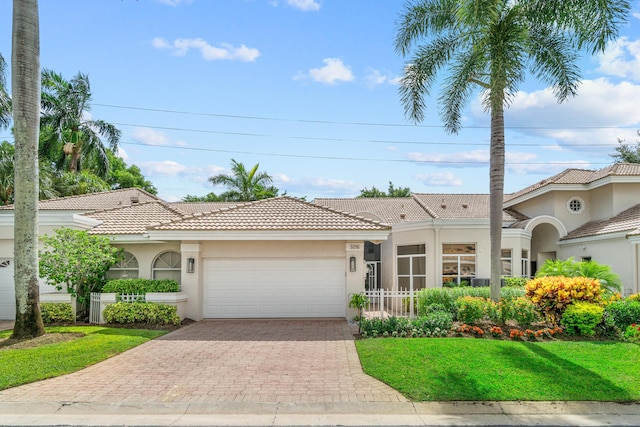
0;52;11;129
209;159;279;202
11;0;45;339
40;70;121;178
396;0;629;301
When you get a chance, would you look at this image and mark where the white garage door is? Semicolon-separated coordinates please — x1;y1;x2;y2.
203;258;346;318
0;259;15;320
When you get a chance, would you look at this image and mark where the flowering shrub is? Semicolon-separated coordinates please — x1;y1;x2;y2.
525;329;537;340
490;326;503;338
455;324;484;337
623;324;640;343
455;296;487;324
628;293;640;303
509;329;525;340
525;276;603;324
561;302;604;336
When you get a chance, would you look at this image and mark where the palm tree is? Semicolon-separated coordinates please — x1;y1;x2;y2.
0;141;56;205
40;70;121;178
209;159;279;201
396;0;629;301
0;52;11;129
11;0;46;339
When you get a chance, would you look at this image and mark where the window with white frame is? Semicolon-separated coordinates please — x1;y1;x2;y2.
521;250;529;278
107;251;139;280
152;251;181;284
501;249;512;276
397;244;426;291
442;243;476;285
567;197;585;214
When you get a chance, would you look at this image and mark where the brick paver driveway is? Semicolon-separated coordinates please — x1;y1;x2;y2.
0;319;406;404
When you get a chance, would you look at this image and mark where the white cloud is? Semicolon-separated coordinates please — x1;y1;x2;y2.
152;37;260;62
365;68;399;87
413;172;463;187
132;127;172;146
297;58;354;85
408;149;544;173
508;160;592;176
287;0;320;11
138;160;192;176
596;37;640;82
156;0;192;6
115;147;129;162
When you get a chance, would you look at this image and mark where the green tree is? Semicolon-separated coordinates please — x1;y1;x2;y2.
40;70;121;177
0;53;11;129
611;132;640;164
209;159;279;202
358;181;411;198
11;0;45;339
182;192;223;202
54;170;110;197
0;141;57;205
39;228;122;319
536;257;622;293
396;0;629;301
103;150;157;194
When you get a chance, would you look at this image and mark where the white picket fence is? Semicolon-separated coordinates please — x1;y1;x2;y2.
89;292;146;324
363;288;420;319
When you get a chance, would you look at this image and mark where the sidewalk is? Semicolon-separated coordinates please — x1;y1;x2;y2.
1;400;640;426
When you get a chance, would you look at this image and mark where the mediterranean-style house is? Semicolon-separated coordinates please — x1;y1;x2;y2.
1;163;639;320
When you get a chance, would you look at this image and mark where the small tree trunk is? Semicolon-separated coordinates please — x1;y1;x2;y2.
11;0;45;339
489;103;505;302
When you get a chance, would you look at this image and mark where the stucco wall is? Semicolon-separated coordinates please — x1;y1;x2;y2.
113;242;181;280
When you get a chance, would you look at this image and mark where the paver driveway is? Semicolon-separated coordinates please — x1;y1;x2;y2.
0;319;406;404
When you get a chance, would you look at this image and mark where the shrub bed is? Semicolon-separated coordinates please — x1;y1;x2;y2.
561;302;604;336
40;303;75;324
525;276;603;324
103;302;181;326
604;299;640;330
102;279;180;294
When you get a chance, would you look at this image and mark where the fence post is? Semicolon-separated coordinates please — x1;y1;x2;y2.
410;287;414;318
379;288;384;318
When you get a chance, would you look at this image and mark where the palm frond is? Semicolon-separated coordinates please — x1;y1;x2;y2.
395;0;457;56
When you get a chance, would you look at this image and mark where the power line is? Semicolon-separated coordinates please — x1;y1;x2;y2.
96;103;640;131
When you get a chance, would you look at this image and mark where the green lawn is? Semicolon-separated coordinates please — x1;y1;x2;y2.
0;326;166;390
356;338;640;401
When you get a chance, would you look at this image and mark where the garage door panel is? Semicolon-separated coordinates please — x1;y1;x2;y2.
204;258;346;318
0;259;15;320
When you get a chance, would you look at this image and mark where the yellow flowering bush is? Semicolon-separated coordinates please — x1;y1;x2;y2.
525;276;603;324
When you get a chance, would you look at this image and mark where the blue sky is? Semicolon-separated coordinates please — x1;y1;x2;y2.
1;0;640;201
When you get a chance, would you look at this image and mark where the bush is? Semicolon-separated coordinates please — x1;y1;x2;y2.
536;257;622;292
40;303;75;324
508;297;541;329
561;302;604;336
622;324;640;343
628;293;640;302
360;311;452;339
454;296;487;324
103;302;181;326
525;276;603;324
418;310;453;334
416;286;525;316
503;277;528;287
604;300;640;330
102;279;180;294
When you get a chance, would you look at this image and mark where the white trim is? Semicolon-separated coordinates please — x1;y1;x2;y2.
558;231;630;245
147;230;390;241
523;215;568;238
566;197;585;215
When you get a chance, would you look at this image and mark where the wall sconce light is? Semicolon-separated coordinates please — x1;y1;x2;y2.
349;256;357;272
187;257;195;273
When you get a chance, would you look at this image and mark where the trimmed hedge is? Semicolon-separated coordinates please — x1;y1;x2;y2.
416;286;525;316
102;279;180;294
41;303;75;324
604;300;640;330
561;302;604;336
103;302;181;326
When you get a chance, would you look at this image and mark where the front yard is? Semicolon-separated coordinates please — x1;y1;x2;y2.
356;337;640;401
0;326;166;390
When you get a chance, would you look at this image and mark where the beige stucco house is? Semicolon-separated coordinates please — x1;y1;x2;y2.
0;163;639;321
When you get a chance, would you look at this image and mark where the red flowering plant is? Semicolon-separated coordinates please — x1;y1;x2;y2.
525;329;537;340
509;329;525;340
623;323;640;343
471;326;484;337
490;326;503;338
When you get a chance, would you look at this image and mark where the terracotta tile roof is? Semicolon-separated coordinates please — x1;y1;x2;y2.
313;197;432;224
170;202;240;214
84;201;184;235
506;163;640;202
561;204;640;240
0;188;160;211
412;194;523;221
149;196;390;231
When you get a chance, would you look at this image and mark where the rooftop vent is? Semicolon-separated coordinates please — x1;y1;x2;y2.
441;199;446;209
462;203;468;208
130;196;139;204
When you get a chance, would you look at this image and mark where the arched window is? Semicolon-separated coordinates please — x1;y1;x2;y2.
107;251;139;279
152;251;181;284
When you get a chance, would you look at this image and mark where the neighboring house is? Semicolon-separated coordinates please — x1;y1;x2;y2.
0;189;390;320
0;163;639;321
316;163;640;297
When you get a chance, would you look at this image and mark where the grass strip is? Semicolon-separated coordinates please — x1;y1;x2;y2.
0;326;166;390
356;338;640;401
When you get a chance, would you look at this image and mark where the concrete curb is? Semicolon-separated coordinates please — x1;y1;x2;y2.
0;401;639;426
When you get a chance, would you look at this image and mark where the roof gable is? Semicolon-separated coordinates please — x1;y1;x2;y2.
561;203;640;241
313;197;432;224
84;201;185;235
150;196;390;231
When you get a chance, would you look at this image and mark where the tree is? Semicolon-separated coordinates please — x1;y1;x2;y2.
54;170;110;197
40;70;121;177
358;181;411;198
182;192;223;202
103;149;157;194
0;53;11;129
611;132;640;163
396;0;629;301
209;159;280;202
0;141;57;205
39;228;122;319
11;0;45;339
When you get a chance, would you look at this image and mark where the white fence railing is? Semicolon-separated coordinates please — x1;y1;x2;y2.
89;292;101;324
363;288;419;319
